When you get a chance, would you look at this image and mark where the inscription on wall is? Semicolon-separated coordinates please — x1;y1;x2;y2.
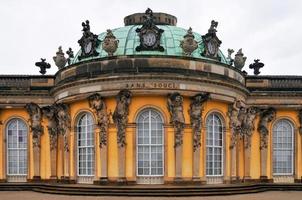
125;82;178;89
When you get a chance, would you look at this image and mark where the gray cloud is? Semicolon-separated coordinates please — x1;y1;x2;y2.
0;0;301;75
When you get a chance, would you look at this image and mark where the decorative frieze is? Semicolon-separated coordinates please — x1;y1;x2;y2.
113;89;132;148
189;92;210;151
258;107;276;149
167;92;185;148
88;93;109;148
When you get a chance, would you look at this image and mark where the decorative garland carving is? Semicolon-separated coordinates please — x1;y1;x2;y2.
180;27;198;56
113;90;132;148
258;107;276;149
88;93;109;148
56;103;71;152
189;93;210;151
168;92;185;148
25;103;43;148
42;105;58;151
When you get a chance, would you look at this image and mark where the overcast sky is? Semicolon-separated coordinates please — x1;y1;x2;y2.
0;0;301;75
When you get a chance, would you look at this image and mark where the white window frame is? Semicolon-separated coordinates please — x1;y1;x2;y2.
206;113;224;177
136;109;164;177
77;113;95;177
273;119;294;176
6;119;28;176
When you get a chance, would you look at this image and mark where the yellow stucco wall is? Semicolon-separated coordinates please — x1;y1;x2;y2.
0;98;301;183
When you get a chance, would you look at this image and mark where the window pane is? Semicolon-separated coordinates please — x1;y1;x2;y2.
273;120;293;175
137;109;164;176
77;113;95;176
7;119;28;175
206;113;223;176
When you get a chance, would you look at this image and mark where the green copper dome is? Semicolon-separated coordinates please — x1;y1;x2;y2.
71;25;229;65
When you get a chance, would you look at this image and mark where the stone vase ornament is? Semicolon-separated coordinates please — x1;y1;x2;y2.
180;27;198;56
102;29;119;56
234;49;247;70
53;46;67;70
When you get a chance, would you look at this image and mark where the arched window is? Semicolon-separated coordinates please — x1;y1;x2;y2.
206;113;223;176
6;119;28;175
273;119;294;175
137;109;164;177
77;113;94;176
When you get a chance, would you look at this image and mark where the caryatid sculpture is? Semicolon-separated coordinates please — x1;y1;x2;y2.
228;99;245;148
113;90;132;148
241;107;258;148
88;93;109;148
189;92;210;151
168;92;185;148
56;103;71;152
25;103;43;148
258;107;276;149
42;105;58;150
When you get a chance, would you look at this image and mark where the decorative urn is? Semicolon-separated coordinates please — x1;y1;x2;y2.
180;27;198;56
53;46;67;69
234;48;247;70
102;29;119;56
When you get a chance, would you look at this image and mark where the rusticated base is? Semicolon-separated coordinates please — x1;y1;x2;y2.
230;176;240;184
116;177;127;185
28;176;41;182
295;178;302;183
0;179;6;183
58;176;76;184
94;178;108;185
192;177;206;185
260;176;273;183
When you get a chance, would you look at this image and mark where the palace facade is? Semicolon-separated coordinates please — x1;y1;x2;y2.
0;9;302;185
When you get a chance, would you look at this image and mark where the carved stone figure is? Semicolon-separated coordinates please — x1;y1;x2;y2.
258;107;276;149
35;58;51;75
102;29;119;56
168;92;185;148
42;105;58;150
88;93;109;148
56;103;71;152
136;8;164;52
298;109;302;134
189;93;210;151
113;90;132;148
227;49;234;65
234;49;247;70
201;20;222;61
249;59;264;75
241;107;258;148
66;48;74;65
78;20;100;60
228;100;245;148
25;103;43;148
180;27;198;56
53;46;67;69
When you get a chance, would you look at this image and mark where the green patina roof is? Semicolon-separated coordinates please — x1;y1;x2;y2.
72;25;229;65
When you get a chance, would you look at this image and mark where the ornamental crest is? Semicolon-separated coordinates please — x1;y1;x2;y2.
78;20;100;60
102;29;119;56
201;20;222;61
180;27;198;56
135;8;164;52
